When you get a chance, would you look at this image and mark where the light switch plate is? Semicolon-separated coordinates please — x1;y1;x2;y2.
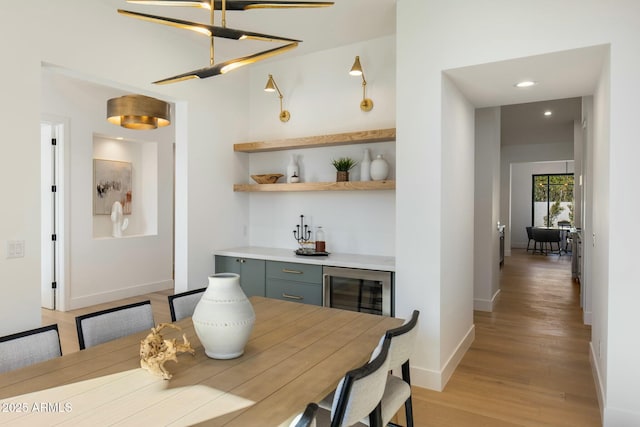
6;240;25;258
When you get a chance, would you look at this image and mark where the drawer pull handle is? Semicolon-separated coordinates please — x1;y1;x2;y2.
282;268;303;274
282;293;303;300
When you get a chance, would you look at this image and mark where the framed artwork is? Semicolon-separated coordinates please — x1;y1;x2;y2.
93;159;132;215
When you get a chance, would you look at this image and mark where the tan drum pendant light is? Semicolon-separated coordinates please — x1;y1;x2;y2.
107;94;171;130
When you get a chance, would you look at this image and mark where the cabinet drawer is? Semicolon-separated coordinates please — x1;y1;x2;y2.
266;261;322;284
266;278;322;306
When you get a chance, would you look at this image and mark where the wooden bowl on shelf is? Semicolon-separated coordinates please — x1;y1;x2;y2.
251;173;284;184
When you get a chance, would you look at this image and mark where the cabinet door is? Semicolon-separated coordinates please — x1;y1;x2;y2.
215;256;265;297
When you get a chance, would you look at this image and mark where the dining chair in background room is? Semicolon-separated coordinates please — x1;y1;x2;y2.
168;287;206;322
75;300;155;350
319;310;420;427
531;228;562;255
526;226;536;253
0;324;62;374
290;403;318;427
313;336;392;426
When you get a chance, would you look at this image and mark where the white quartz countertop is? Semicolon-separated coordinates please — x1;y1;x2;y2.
214;246;395;272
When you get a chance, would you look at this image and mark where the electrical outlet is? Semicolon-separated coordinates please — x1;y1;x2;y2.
6;240;25;259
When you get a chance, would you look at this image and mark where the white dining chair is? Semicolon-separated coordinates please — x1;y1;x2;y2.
319;310;420;427
0;324;62;373
311;336;392;426
167;287;206;322
75;300;155;350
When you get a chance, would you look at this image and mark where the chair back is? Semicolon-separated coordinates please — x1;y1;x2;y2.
75;300;154;350
526;226;534;239
385;310;420;369
290;402;318;427
0;324;61;373
533;228;561;243
331;336;392;427
168;287;206;322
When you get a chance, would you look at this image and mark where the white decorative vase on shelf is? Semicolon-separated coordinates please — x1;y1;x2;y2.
370;154;389;180
360;148;371;181
192;273;255;359
286;154;299;183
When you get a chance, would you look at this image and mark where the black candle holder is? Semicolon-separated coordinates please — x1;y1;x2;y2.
293;214;311;247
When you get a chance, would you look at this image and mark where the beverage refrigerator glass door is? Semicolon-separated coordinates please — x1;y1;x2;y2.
322;266;392;316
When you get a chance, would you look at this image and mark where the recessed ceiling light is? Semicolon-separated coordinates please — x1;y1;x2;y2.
544;110;552;116
515;80;537;88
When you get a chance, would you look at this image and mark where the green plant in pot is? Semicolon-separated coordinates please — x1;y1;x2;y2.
332;157;357;182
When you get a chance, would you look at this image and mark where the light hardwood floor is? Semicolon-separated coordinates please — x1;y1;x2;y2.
41;249;600;426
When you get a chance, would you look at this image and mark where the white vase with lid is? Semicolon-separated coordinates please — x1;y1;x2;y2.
370;154;389;180
286;154;299;183
192;273;255;359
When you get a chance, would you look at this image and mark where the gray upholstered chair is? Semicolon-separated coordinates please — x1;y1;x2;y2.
75;300;155;350
0;324;62;373
290;402;318;427
319;310;420;427
313;336;392;426
168;287;206;322
526;226;536;252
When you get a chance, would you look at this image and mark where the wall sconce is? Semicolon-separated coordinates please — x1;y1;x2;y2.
349;56;373;112
107;94;171;130
264;74;290;122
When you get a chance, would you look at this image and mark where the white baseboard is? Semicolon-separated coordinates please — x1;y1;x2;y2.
583;310;592;325
590;341;605;422
474;289;501;312
410;324;475;391
66;280;174;311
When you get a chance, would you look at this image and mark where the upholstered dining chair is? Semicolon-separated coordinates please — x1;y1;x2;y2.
526;226;536;252
290;403;318;427
75;300;155;350
168;287;206;322
319;310;420;427
0;324;62;374
313;336;392;427
531;228;562;255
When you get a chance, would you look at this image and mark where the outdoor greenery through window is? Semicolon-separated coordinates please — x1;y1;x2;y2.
532;174;574;227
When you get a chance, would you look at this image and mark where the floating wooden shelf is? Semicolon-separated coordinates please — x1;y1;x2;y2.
234;180;395;192
234;128;396;153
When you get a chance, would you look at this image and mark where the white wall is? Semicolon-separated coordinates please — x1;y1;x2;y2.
244;36;396;256
510;161;575;249
474;107;501;312
399;0;639;424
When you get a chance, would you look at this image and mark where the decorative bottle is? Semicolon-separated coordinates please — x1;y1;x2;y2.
370;154;389;180
315;226;326;253
192;273;255;359
286;154;299;183
360;148;371;181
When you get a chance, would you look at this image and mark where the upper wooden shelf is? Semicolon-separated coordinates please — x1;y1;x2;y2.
234;128;396;153
234;180;395;192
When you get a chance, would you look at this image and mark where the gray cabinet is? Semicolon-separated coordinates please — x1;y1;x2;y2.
215;256;266;298
266;261;322;306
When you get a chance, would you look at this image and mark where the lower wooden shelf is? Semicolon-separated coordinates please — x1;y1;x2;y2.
233;180;395;192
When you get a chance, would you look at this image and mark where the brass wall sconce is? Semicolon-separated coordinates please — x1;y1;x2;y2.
107;94;171;130
264;74;291;122
349;55;373;112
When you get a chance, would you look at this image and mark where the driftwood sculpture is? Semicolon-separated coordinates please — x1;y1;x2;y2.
140;323;195;380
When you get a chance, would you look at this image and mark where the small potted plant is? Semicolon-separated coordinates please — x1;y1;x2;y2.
332;157;357;182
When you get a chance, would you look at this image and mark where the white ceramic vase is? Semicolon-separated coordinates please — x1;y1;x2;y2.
286;154;299;183
192;273;255;359
360;148;371;181
370;154;389;180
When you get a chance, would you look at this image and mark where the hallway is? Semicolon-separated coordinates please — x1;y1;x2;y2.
407;249;600;426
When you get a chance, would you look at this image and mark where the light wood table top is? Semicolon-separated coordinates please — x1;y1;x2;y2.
0;297;402;426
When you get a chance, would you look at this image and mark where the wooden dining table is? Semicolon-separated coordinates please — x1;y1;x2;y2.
0;296;403;426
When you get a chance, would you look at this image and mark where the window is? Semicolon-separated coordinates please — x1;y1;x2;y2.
532;174;574;227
